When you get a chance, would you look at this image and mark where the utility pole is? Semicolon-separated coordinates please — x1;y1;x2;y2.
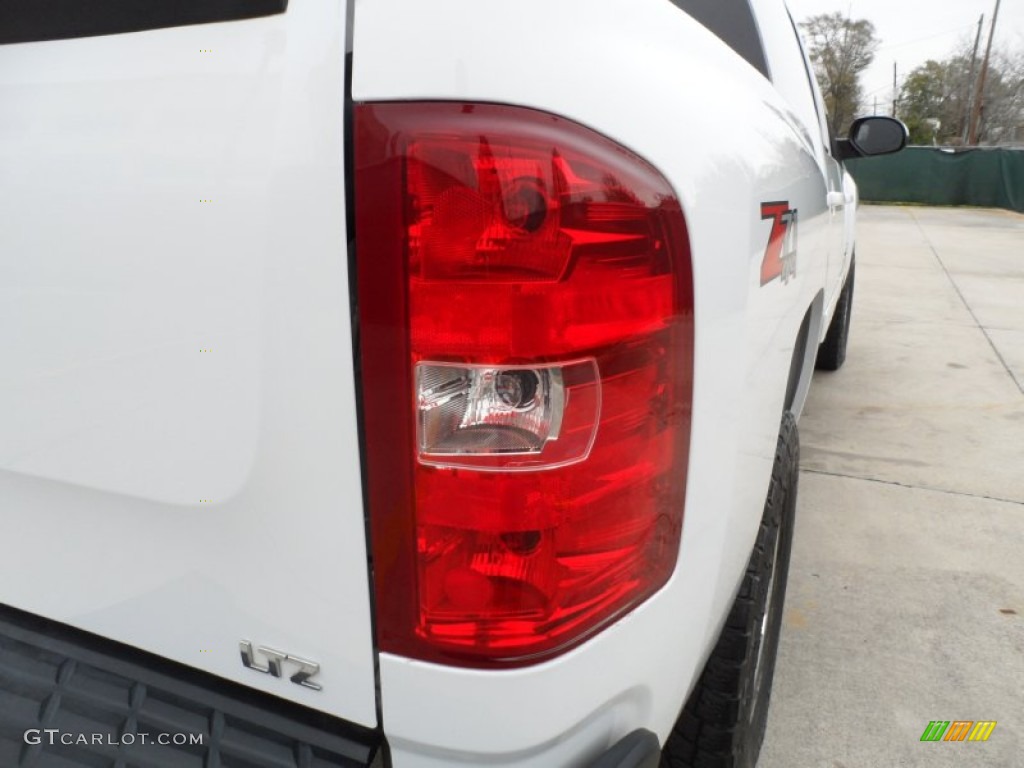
969;0;1002;145
874;97;878;115
962;14;985;143
892;63;898;117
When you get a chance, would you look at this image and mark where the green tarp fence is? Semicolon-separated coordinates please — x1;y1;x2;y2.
845;146;1024;213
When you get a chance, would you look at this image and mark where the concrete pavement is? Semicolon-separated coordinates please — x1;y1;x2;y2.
759;205;1024;767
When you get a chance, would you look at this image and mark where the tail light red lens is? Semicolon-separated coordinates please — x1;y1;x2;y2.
355;103;693;666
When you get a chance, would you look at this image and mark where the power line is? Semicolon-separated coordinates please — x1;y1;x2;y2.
874;23;977;53
859;20;988;102
862;80;899;97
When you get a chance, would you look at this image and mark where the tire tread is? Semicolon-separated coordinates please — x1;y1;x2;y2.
816;259;855;371
661;414;799;768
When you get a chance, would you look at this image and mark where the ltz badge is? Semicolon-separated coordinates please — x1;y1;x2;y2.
239;640;322;690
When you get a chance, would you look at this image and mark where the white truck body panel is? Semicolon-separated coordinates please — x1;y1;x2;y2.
0;0;379;728
1;0;869;764
353;0;842;764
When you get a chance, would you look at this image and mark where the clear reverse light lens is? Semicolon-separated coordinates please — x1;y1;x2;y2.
416;360;598;470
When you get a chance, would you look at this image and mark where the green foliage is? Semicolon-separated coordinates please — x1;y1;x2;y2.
800;13;878;137
899;49;1024;146
899;58;969;143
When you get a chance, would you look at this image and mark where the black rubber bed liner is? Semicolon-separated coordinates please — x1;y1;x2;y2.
0;604;384;768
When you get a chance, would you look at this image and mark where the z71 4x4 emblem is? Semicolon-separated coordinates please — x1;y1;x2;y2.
760;202;798;286
240;640;322;690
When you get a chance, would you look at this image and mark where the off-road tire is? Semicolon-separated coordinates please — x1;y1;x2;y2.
661;412;799;768
815;258;855;371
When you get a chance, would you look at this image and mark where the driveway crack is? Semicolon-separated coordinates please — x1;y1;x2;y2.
801;467;1024;507
908;209;1024;395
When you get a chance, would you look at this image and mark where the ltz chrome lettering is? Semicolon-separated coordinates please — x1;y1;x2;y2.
239;640;322;691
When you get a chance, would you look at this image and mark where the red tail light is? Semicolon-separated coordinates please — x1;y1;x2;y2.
355;103;693;666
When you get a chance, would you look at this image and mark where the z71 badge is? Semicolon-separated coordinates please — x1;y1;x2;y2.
760;202;798;286
240;640;322;691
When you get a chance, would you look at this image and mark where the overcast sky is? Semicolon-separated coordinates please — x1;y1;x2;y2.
786;0;1024;114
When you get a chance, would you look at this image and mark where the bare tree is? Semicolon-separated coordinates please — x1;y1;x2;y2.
800;13;879;137
977;49;1024;144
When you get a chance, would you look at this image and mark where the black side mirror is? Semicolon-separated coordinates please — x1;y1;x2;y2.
836;116;908;161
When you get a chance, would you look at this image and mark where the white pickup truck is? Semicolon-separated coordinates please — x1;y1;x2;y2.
0;1;905;766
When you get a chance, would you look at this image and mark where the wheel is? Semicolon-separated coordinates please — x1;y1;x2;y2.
815;257;855;371
661;412;799;768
